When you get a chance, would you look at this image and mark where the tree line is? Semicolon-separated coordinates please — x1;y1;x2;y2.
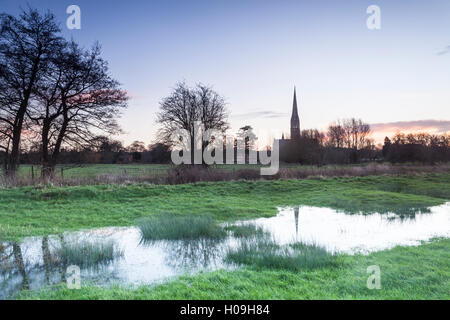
281;124;449;165
280;119;377;165
11;123;450;167
382;132;449;163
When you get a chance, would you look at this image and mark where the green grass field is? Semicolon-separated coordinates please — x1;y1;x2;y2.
0;173;448;240
1;169;449;300
6;162;416;180
10;164;171;179
7;163;290;179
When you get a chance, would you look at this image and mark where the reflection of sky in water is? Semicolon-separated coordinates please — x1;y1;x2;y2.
1;203;449;299
252;203;450;254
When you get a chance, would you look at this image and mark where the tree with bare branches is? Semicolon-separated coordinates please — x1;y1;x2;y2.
327;121;346;148
327;118;371;150
343;118;371;150
28;41;128;178
0;8;62;177
157;82;228;164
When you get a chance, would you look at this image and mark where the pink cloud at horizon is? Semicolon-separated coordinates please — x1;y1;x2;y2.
370;120;450;144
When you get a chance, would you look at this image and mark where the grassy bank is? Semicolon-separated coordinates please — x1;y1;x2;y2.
18;238;450;300
0;173;449;240
2;163;449;187
11;163;444;180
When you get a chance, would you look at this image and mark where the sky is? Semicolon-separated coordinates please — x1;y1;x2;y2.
1;0;449;146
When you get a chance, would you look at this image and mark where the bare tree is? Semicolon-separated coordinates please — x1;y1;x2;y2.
237;125;257;164
353;119;371;150
157;82;228;164
301;129;325;146
341;118;371;150
28;41;128;178
237;125;257;151
0;8;62;176
327;121;346;148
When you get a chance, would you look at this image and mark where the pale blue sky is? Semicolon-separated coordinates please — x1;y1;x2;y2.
1;0;449;145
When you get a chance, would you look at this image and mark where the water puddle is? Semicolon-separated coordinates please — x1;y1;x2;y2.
1;203;448;299
252;204;449;253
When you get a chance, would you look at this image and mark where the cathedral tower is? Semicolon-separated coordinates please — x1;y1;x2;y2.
290;87;300;140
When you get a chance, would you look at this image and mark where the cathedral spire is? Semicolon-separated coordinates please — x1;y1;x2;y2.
292;86;298;118
290;86;300;140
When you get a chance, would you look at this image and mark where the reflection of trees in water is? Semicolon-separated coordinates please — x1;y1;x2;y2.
12;243;29;290
0;242;31;297
58;235;67;283
0;235;121;298
0;242;31;289
385;213;417;222
1;240;57;298
0;243;14;273
290;205;420;243
42;236;51;283
39;235;69;284
163;238;227;270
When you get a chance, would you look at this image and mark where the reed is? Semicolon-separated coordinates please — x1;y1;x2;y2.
138;215;226;241
226;236;338;270
54;239;123;268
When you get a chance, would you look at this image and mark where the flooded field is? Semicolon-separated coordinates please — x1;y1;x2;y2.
254;204;450;253
1;203;449;299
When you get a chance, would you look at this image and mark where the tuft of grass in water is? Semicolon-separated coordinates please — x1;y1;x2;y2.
226;236;338;271
288;242;339;268
224;223;268;238
54;239;123;268
138;215;226;241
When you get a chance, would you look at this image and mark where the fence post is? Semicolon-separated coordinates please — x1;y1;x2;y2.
31;166;34;181
61;167;64;180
